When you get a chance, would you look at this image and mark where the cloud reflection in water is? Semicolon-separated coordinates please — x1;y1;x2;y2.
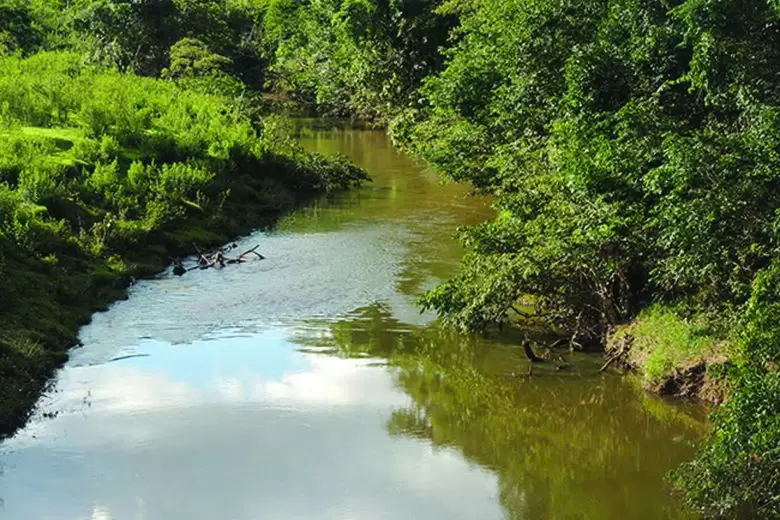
0;328;503;520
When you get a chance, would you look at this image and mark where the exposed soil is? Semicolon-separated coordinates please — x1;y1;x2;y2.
606;330;731;405
650;361;730;405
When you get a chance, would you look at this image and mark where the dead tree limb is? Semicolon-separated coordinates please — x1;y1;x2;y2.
569;310;584;350
522;334;543;363
600;343;628;372
174;242;264;275
511;305;534;319
599;356;618;373
548;338;569;350
237;245;264;260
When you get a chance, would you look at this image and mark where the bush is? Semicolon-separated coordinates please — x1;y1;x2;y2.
674;263;780;518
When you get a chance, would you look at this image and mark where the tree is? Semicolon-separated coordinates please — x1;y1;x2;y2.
163;38;232;79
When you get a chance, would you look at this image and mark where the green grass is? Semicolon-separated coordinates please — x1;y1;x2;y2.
621;305;728;384
0;126;85;166
18;126;84;143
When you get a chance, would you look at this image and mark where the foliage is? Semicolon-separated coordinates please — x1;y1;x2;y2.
621;305;722;384
0;0;72;55
5;0;268;87
163;38;233;79
393;0;780;338
673;263;780;519
262;0;457;121
162;38;244;97
0;1;43;54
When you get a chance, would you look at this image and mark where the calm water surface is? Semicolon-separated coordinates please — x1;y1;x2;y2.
0;124;706;519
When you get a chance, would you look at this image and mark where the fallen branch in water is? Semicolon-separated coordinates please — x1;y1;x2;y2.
237;244;265;260
172;243;265;275
599;355;618;373
522;333;543;363
600;336;632;372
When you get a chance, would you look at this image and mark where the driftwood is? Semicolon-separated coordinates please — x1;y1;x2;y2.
600;336;632;372
237;245;264;260
172;243;265;276
522;336;543;363
521;333;574;374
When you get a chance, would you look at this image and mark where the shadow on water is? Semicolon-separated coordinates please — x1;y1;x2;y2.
291;302;707;520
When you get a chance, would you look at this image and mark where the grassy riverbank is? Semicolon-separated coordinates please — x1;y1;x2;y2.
0;51;367;438
608;307;732;403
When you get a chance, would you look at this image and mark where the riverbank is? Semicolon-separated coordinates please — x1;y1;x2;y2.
606;307;732;405
0;152;367;439
0;52;368;439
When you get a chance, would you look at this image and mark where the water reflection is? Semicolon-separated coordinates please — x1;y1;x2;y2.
0;327;504;520
0;301;705;520
291;303;705;520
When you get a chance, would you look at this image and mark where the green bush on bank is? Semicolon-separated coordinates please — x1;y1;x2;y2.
262;0;456;122
673;263;780;518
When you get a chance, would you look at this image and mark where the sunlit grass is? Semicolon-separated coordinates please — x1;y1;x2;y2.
18;126;83;143
620;305;729;384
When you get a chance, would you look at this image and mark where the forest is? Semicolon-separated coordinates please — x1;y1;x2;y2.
2;0;779;517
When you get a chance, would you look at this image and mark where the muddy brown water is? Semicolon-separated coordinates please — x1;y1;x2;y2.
0;123;706;519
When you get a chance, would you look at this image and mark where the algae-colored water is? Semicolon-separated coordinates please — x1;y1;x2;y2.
0;123;705;519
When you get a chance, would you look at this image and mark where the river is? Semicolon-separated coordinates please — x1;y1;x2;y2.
0;123;705;519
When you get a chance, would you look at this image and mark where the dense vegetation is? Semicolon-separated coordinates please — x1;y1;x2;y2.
263;0;780;517
1;0;778;516
262;0;456;120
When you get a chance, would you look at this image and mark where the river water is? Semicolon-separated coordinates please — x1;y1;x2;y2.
0;124;705;519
